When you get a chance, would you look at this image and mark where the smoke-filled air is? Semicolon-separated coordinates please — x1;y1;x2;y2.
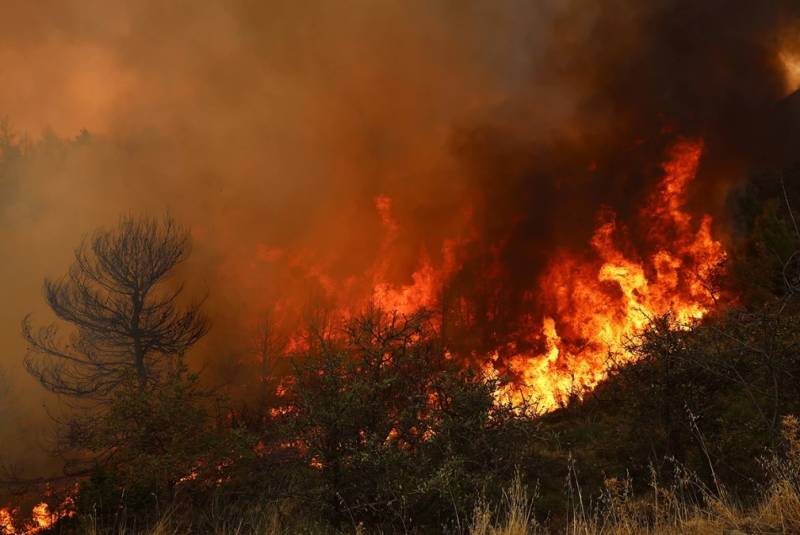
2;1;800;534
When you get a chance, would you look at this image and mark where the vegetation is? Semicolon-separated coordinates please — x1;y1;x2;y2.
276;308;538;531
5;159;800;533
73;423;800;534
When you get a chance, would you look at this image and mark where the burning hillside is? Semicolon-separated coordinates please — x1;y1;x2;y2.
2;1;800;532
489;139;725;408
250;137;725;412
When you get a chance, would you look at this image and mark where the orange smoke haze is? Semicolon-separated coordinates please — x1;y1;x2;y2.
0;0;798;484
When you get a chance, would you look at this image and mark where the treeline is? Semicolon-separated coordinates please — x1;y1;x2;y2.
6;162;800;533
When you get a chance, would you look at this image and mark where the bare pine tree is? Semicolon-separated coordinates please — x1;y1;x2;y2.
23;215;209;400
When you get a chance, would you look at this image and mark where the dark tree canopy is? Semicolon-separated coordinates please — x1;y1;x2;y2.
23;215;209;400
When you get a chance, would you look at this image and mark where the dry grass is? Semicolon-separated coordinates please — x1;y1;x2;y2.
464;416;800;535
470;474;541;535
85;513;180;535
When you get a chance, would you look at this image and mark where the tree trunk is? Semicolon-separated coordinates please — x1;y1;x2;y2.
131;292;147;388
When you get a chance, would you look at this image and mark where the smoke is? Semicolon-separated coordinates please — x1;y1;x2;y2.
0;0;798;477
441;0;800;355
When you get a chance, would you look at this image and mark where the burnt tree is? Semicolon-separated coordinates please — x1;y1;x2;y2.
23;215;209;400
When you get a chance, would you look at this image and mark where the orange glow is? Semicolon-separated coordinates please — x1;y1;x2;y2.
28;503;53;533
359;140;723;412
490;139;724;410
1;490;78;535
372;259;439;315
370;195;459;315
0;508;15;535
246;139;724;416
780;46;800;95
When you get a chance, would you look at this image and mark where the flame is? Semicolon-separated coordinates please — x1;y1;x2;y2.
370;195;459;315
0;508;15;535
363;139;724;411
241;138;724;415
0;491;77;535
27;504;52;533
372;258;439;315
492;139;724;409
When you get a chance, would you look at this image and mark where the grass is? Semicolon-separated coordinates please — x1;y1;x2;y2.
464;415;800;535
82;467;798;535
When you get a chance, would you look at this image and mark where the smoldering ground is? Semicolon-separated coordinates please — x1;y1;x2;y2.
1;0;798;478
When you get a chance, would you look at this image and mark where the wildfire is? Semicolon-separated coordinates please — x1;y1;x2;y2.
370;195;458;315
247;138;725;414
0;509;13;535
28;504;53;533
0;498;76;535
492;139;724;409
0;481;79;535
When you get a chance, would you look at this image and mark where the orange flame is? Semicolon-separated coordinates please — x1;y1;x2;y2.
243;138;724;415
0;508;15;535
27;503;53;533
370;195;459;315
491;139;724;409
1;491;77;535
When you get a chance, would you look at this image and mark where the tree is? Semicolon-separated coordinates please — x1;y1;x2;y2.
23;215;209;400
281;307;539;532
73;367;237;523
286;308;439;525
